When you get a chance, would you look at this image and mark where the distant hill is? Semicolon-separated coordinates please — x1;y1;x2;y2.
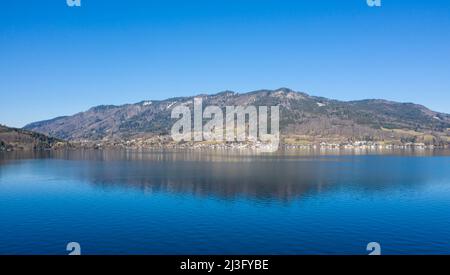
23;88;450;146
0;125;66;151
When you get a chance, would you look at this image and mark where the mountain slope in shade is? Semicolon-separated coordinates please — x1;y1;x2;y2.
0;125;66;151
23;88;450;146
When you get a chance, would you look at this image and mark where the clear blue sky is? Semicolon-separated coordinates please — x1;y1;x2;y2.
1;0;450;127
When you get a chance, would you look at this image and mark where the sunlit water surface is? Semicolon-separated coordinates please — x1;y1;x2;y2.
1;149;450;255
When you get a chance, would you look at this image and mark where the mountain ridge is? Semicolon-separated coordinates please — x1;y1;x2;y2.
0;124;67;151
23;88;450;146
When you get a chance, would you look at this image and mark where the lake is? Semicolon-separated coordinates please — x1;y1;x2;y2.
1;149;450;255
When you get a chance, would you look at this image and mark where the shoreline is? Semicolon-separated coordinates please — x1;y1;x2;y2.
2;143;450;157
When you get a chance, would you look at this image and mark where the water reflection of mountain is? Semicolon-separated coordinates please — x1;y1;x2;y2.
1;149;450;202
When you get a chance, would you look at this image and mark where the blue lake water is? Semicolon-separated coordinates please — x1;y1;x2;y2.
1;150;450;255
